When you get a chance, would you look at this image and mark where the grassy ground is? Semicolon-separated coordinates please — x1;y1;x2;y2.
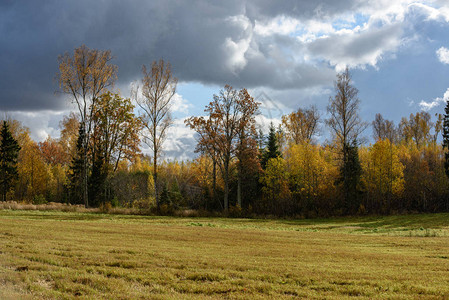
1;210;449;299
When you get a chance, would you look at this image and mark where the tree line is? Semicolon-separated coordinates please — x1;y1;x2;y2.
1;45;449;217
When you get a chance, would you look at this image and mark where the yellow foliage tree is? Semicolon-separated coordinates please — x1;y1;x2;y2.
286;143;338;212
17;135;53;202
260;157;291;213
281;106;320;144
361;139;404;211
191;155;213;192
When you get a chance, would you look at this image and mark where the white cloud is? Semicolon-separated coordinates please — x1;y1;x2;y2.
223;15;253;73
250;1;449;72
254;16;302;37
250;1;409;72
171;93;192;115
163;118;197;161
436;47;449;64
419;88;449;111
255;114;282;134
409;2;449;22
2;110;72;142
254;14;361;44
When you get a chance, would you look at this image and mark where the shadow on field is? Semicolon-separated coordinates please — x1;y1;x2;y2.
278;213;449;230
2;209;449;231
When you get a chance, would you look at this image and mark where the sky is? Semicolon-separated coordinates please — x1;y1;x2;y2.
1;0;449;160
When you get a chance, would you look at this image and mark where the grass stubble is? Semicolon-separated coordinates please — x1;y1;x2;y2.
0;210;449;299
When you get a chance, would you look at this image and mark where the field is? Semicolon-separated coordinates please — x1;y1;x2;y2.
1;210;449;299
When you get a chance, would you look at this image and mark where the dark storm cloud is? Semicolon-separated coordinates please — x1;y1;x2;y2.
0;0;353;111
244;0;361;21
3;0;449;159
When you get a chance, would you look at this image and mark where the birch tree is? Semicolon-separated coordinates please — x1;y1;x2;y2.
134;59;177;208
326;68;366;151
326;67;367;212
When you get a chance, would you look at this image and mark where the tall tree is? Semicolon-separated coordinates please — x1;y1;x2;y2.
188;85;259;210
234;89;260;207
210;85;241;210
57;45;117;207
187;96;260;209
326;68;366;149
88;92;142;204
326;67;366;212
134;59;177;208
282;105;320;144
0;121;21;201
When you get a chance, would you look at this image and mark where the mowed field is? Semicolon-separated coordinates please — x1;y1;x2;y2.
1;210;449;299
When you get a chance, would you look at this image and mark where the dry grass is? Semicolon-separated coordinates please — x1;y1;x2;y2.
0;201;92;213
1;210;449;299
0;201;143;215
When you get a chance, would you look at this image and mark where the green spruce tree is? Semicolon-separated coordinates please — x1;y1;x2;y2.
0;121;21;201
340;142;362;214
442;100;449;211
261;122;281;169
443;100;449;179
169;179;183;207
68;124;86;204
88;148;107;207
159;184;170;206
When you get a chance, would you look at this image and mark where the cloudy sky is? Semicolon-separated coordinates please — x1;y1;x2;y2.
2;0;449;160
